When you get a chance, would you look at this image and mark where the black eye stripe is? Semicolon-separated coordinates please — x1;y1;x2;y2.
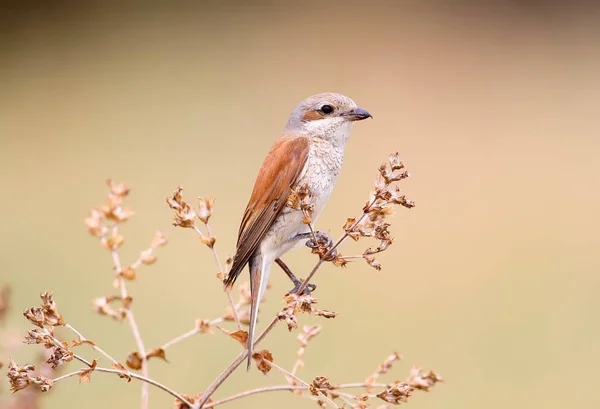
320;105;334;114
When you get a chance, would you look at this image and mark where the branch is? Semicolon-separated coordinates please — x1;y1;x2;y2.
192;225;241;330
160;317;223;351
51;367;193;407
203;385;306;408
110;225;149;409
195;317;279;408
65;323;120;366
296;195;380;294
265;360;339;409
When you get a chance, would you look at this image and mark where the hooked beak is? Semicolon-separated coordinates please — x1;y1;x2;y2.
342;107;372;121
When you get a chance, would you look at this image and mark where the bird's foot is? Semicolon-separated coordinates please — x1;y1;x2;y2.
305;231;337;261
288;278;317;296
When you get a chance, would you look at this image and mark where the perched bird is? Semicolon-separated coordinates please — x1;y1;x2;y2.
224;93;372;369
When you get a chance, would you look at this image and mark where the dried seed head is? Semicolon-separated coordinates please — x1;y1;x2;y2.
310;376;332;396
298;325;322;348
92;296;126;321
85;209;107;237
377;381;414;404
278;294;337;331
363;255;382;271
107;179;131;198
366;352;403;387
7;358;33;393
166;187;197;228
388;152;405;171
139;249;157;265
23;292;65;328
197;197;215;223
102;231;125;251
46;344;74;368
407;367;443;391
151;231;168;248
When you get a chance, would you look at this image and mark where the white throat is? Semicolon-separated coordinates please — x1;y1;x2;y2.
301;118;353;148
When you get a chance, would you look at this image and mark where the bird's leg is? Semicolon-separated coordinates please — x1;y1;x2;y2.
275;258;316;295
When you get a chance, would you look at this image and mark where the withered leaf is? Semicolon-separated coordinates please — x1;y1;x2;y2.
252;350;273;375
79;359;97;383
195;319;212;334
112;362;132;382
126;351;143;370
146;347;168;362
72;337;96;347
198;235;216;248
220;328;248;346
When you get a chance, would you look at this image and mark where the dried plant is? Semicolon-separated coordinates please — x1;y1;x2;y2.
4;153;442;409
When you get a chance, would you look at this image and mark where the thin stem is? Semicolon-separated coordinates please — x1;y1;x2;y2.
296;194;381;294
97;367;193;406
333;382;388;389
110;224;149;409
203;385;306;408
160;317;223;351
291;357;302;377
224;288;241;330
266;360;339;409
52;370;83;383
72;353;93;367
161;328;199;350
130;249;152;270
195;317;279;408
204;223;222;272
65;324;120;366
201;381;390;408
193;224;242;330
338;255;364;260
52;366;193;407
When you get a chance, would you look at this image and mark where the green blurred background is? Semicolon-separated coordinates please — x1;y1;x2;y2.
1;1;599;408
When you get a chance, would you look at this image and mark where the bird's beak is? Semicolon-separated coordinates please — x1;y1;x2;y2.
342;107;373;121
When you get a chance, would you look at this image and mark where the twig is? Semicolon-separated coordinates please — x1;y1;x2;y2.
160;316;221;351
195;317;279;408
333;382;388;389
202;381;390;408
265;360;339;409
65;323;120;366
203;385;306;408
110;225;149;409
161;328;201;351
296;195;379;294
51;367;193;407
192;225;241;330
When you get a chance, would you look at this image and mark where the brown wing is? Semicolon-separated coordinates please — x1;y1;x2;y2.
224;135;310;287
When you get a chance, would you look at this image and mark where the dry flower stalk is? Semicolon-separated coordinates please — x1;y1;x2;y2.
8;153;441;409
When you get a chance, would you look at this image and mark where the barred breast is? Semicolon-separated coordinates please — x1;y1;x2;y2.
261;138;344;259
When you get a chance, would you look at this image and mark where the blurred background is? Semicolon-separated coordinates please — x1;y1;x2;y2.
1;1;599;408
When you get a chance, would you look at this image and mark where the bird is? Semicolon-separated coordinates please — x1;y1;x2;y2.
223;92;372;370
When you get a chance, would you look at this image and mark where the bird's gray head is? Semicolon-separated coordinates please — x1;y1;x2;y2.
285;92;372;145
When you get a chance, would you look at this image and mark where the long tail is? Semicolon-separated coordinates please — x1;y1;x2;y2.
247;253;270;370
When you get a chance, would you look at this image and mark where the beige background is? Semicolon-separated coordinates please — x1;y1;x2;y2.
1;1;599;408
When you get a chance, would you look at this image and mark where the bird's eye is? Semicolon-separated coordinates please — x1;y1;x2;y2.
320;105;334;114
